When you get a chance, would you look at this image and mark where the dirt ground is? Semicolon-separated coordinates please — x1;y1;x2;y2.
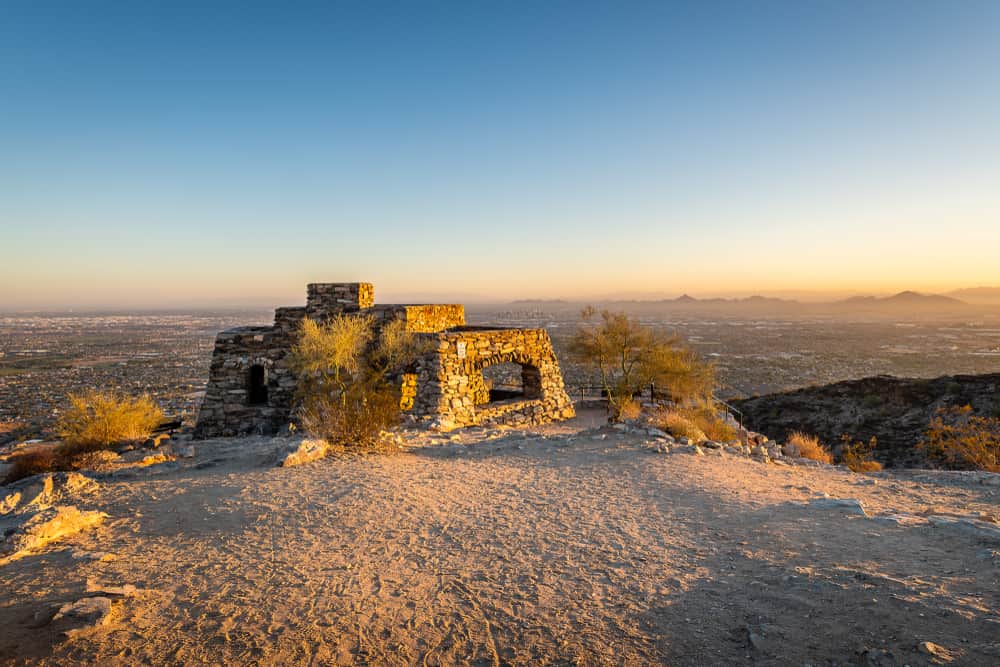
2;409;999;666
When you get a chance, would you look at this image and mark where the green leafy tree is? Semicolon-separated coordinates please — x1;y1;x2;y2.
569;307;716;421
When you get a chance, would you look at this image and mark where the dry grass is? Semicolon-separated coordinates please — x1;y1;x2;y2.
787;431;834;464
690;408;737;443
56;390;164;452
655;410;707;442
653;404;735;443
298;386;402;453
2;392;164;483
839;436;883;473
618;398;643;422
2;448;58;484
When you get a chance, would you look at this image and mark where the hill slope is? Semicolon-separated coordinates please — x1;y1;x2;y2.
734;373;1000;466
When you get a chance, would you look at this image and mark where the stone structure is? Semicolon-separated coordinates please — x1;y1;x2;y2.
194;283;574;438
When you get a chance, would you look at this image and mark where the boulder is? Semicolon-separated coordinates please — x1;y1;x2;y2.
808;497;868;517
927;516;1000;543
1;505;108;565
1;472;98;515
86;580;140;597
918;641;954;662
278;439;329;467
52;596;114;638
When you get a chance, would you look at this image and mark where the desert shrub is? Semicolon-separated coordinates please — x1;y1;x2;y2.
298;384;401;452
654;403;736;443
687;405;737;442
655;410;707;442
839;435;883;473
919;405;1000;472
61;449;122;472
290;316;431;452
943;381;963;394
570;307;716;421
56;390;164;453
787;431;833;464
618;398;643;422
3;448;58;484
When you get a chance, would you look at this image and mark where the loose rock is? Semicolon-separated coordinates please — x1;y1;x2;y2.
808;497;868;517
278;438;329;467
52;597;114;638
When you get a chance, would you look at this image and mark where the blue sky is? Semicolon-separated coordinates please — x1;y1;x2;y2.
2;1;999;308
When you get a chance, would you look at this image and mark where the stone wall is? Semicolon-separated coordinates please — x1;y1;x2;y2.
194;283;574;438
410;327;575;429
193;326;297;438
371;304;466;333
306;282;374;316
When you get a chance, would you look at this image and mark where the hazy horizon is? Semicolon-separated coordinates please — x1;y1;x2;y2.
2;2;999;309
3;284;1000;313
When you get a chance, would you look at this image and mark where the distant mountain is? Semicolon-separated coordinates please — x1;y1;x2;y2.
656;295;795;306
835;291;965;309
884;290;964;305
947;287;1000;304
508;299;569;304
506;289;994;314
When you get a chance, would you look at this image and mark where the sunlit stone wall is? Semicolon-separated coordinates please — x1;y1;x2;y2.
194;284;573;438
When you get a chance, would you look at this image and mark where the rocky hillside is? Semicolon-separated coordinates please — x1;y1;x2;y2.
733;373;1000;466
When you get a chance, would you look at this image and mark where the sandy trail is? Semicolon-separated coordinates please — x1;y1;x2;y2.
1;413;998;666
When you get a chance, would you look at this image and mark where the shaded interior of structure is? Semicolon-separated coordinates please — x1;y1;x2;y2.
477;361;543;405
247;365;269;405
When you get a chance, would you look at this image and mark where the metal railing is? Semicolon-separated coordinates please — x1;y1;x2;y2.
567;382;745;431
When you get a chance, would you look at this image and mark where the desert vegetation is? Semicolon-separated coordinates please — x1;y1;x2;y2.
785;431;834;464
56;390;164;454
289;316;430;452
3;391;164;483
919;405;1000;472
653;403;736;443
838;435;883;472
569;307;716;421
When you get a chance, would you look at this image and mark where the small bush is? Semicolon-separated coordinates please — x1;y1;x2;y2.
688;406;737;442
653;404;735;443
618;398;642;422
919;405;999;472
3;448;58;484
787;431;833;464
839;436;883;473
298;384;401;453
655;410;707;442
56;391;164;452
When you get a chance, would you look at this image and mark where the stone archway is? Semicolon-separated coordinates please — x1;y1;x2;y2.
469;352;543;405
